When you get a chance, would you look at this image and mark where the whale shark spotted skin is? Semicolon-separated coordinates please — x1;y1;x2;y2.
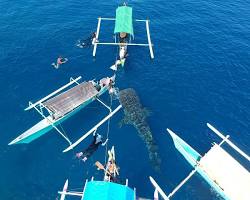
119;88;161;170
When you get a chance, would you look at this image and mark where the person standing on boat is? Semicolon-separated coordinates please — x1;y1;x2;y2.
76;130;108;162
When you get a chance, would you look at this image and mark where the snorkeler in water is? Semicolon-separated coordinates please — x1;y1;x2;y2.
52;56;68;69
77;32;98;48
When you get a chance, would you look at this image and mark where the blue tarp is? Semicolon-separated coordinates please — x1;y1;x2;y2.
82;181;135;200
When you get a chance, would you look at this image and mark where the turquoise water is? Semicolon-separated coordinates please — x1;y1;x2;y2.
0;0;250;199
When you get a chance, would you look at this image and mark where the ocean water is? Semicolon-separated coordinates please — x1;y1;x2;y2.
0;0;250;199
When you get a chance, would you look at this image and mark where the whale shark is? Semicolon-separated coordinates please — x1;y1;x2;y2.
119;88;161;170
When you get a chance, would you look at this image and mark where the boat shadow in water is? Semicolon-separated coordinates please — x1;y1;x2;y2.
118;88;161;171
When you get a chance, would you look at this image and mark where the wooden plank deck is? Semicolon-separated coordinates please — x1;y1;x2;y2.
44;82;98;119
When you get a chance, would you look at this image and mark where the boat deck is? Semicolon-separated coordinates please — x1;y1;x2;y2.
82;181;135;200
199;144;250;200
44;82;98;120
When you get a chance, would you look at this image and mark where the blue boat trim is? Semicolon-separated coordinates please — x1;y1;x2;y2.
82;181;135;200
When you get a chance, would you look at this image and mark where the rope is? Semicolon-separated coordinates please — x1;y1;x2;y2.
58;122;70;142
115;34;119;61
104;94;114;164
112;34;120;70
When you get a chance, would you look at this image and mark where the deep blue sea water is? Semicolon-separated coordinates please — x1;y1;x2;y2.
0;0;250;199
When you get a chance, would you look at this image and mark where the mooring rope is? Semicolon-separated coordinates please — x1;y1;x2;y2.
104;94;114;164
58;122;70;142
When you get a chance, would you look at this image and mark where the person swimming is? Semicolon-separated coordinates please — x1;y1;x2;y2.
76;131;108;162
52;56;68;69
77;32;98;48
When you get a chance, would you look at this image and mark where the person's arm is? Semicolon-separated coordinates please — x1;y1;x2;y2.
101;139;108;146
61;58;68;64
93;129;97;136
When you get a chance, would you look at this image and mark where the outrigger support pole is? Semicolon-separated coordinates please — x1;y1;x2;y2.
96;97;112;112
58;191;83;197
149;177;169;200
150;167;198;200
32;103;72;145
63;105;122;153
93;17;102;57
207;123;250;161
145;20;154;59
168;168;198;199
93;42;150;46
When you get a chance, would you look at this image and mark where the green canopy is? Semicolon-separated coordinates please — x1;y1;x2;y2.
114;6;134;37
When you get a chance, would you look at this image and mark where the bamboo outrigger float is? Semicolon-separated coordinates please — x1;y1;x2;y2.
150;123;250;200
93;3;154;67
8;75;119;147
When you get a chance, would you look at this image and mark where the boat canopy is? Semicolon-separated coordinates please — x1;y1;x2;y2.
44;82;98;120
82;181;135;200
114;6;134;37
199;144;250;200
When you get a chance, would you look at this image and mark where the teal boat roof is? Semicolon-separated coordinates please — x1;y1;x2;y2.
114;6;134;36
82;181;135;200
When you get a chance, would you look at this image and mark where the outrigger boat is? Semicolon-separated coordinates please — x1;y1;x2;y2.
58;146;136;200
92;3;154;69
150;123;250;200
8;75;119;147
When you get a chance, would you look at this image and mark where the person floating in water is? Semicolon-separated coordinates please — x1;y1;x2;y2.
52;56;68;69
77;32;98;48
76;131;108;162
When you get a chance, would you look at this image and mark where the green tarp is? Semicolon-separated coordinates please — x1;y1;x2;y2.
114;6;134;36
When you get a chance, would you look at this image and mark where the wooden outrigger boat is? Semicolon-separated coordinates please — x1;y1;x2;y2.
92;3;154;69
150;123;250;200
8;75;120;148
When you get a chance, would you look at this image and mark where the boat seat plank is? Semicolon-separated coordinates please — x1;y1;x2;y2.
44;82;98;120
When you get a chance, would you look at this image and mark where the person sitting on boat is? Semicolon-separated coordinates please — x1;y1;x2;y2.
105;160;119;182
103;148;120;182
52;56;68;69
119;46;126;59
76;131;108;162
